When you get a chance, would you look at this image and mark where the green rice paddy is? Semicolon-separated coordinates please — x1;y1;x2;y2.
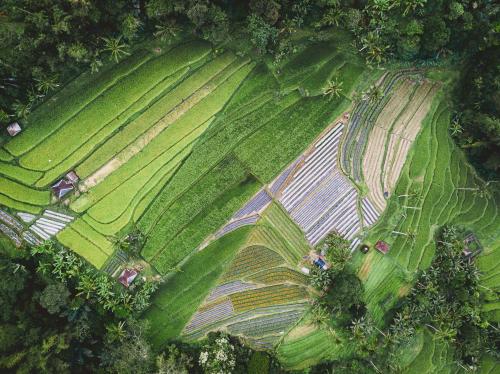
0;34;498;371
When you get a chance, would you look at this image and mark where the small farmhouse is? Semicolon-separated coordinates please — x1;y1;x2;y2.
375;240;390;254
118;269;138;288
52;179;74;199
7;122;21;137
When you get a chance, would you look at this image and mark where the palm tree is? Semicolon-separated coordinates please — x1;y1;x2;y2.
323;77;343;100
449;118;463;136
12;100;31;120
359;32;390;65
90;57;103;74
456;180;497;198
106;321;126;342
320;7;344;27
101;36;130;63
311;304;332;332
35;75;59;95
76;273;97;299
364;84;384;102
402;0;427;16
154;21;181;42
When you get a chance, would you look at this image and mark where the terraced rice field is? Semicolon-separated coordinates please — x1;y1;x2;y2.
352;94;500;326
0;40;258;268
1;34;498;371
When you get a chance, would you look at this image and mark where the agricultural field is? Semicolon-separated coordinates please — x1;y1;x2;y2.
1;32;499;372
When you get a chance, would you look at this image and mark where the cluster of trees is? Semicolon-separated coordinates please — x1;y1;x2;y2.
31;241;158;315
309;233;367;329
311;226;499;373
1;245;284;373
453;45;500;178
0;0;142;123
381;226;498;370
0;250;144;372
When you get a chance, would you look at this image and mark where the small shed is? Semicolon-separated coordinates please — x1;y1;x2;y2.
300;266;310;275
52;179;74;199
65;170;80;184
7;122;21;137
463;233;482;258
118;269;138;288
314;258;328;270
375;240;390;255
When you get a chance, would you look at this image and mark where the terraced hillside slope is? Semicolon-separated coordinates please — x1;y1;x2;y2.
0;35;498;372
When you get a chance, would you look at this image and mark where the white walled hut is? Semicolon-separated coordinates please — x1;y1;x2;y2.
7;122;21;137
65;170;80;184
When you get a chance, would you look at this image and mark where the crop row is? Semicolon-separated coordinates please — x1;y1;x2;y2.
223;245;284;281
133;59;256;233
141;154;248;259
262;203;310;260
69;219;114;256
34;66;192;188
150;177;260;274
0;178;50;206
227;309;303;337
75;51;229;179
81;159;179;236
20;42;211;173
230;284;307;312
4;49;153;156
83;129;199;222
139;88;299;236
76;52;243;184
247;266;308;286
184;298;235;334
144;228;251;345
0;162;42;186
235;93;348;183
248;225;298;265
206;281;257;302
56;227;109;269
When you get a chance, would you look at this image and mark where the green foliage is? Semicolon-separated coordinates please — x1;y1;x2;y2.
0;177;50;206
321;232;352;271
31;242;158;316
247;14;279;54
140;155;248;259
39;283;70;315
309;267;333;291
454;46;500;178
155;344;194;374
248;351;270;374
0;255;27;322
235;94;349;182
100;319;153;373
199;334;237;374
380;226;497;371
0;0;135;119
150;176;261;274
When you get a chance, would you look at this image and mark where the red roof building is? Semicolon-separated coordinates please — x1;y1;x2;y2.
375;240;390;254
52;179;74;199
118;269;138;288
65;170;80;184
